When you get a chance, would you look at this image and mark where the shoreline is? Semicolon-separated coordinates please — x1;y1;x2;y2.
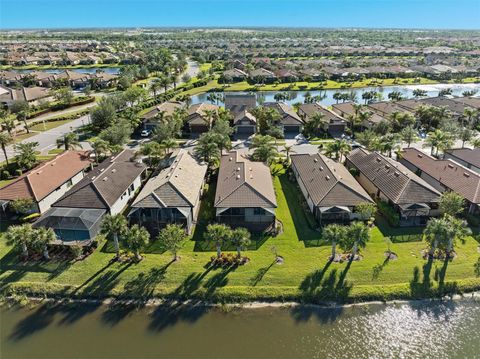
4;290;480;310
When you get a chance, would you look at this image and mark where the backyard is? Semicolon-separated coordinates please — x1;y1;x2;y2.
0;167;479;303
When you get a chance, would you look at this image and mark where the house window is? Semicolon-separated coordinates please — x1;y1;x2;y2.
254;208;265;215
66;179;73;188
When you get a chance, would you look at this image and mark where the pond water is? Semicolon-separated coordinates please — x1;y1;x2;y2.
16;67;121;75
2;299;480;359
191;83;480;107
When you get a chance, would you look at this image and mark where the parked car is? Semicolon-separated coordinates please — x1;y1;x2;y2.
140;129;152;137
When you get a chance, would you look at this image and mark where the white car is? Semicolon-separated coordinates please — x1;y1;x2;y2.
140;129;152;137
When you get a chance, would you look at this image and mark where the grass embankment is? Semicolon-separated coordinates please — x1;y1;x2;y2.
1;167;479;304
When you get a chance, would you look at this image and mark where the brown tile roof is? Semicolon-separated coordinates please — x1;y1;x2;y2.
0;151;91;202
291;153;373;207
142;101;183;120
444;148;480;169
53;149;146;210
450;97;480;109
298;103;347;124
132;150;207;209
367;102;414;117
331;102;385;125
187;103;219;125
420;97;467;115
264;102;303;126
0;86;51;103
346;148;441;205
214;151;277;208
400;148;480;204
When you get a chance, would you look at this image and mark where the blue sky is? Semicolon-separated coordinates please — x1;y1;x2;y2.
1;0;479;30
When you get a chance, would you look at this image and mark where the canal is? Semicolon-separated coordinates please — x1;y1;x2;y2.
1;299;480;358
191;83;480;107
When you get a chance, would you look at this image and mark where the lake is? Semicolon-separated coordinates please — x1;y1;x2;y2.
191;83;480;107
1;298;480;358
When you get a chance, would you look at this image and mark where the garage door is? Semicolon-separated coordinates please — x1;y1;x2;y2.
236;126;255;134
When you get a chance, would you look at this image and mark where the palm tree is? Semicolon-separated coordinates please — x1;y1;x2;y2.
424;129;453;157
323;139;351;162
323;224;346;260
15;141;38;170
56;133;82;151
160;138;177;155
89;138;110;164
230;227;251;258
439;192;465;218
150;78;163;97
205;223;232;258
0;132;13;165
462;107;478;127
1;117;16;136
124;224;150;261
101;214;128;258
444;215;471;255
5;223;35;257
423;217;449;257
470;137;480;148
195;136;220;168
348;221;370;257
282;145;295;164
33;227;56;260
303;112;324;138
202;109;217;130
401;126;419;147
157;224;188;261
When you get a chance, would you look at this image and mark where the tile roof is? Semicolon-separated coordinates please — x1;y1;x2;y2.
142;101;183;120
132;150;207;209
0;151;91;202
291;153;373;207
346;148;441;205
53;149;145;210
298;103;347;124
214;151;277;208
444;148;480;169
400;148;480;204
187;103;219;125
450;97;480;109
264;102;303;126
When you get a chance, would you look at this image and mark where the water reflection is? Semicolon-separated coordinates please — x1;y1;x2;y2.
2;299;480;359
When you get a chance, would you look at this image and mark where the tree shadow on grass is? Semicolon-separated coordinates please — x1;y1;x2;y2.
371;256;391;280
474;257;480;277
101;261;174;327
249;259;276;287
293;259;353;323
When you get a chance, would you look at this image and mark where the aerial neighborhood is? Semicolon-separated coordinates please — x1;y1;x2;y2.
0;28;480;305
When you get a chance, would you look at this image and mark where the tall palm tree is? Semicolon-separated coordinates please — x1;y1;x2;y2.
0;132;13;165
462;107;478;127
424;129;453;157
56;133;82;151
323;139;351;162
230;227;251;258
282;145;295;164
101;214;128;258
89;138;110;164
160;138;177;155
401;126;419;148
348;222;370;257
205;223;232;258
323;224;346;260
124;224;150;261
150;78;163;97
5;223;35;257
423;217;449;257
1;117;16;136
202;109;217;130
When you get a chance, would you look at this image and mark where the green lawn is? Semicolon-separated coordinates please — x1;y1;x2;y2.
1;167;479;303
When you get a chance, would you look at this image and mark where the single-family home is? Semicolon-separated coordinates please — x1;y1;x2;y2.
186;103;220;136
0;151;92;214
444;148;480;174
141;101;183;131
345;148;441;226
222;68;248;83
399;148;479;215
0;85;53;107
33;150;146;244
264;102;304;136
331;102;386;128
214;151;277;231
128;150;207;235
290;153;373;224
298;103;347;137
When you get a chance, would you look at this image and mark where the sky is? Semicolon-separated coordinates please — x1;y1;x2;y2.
1;0;479;30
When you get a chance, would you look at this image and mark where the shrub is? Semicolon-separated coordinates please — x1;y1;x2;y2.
377;200;400;227
69;245;84;259
1;170;10;180
15;169;23;177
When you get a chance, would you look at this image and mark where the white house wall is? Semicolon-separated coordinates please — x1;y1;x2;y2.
109;175;142;215
37;171;85;214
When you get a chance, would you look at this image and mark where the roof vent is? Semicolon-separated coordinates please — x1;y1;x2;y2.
320;166;324;171
51;162;56;166
447;163;454;169
229;157;233;161
237;167;241;171
376;157;381;162
249;167;252;171
112;169;117;173
385;165;390;169
103;177;108;181
417;154;423;158
100;168;105;172
314;158;318;163
394;171;400;176
250;175;253;179
326;175;330;180
464;172;470;177
236;175;240;179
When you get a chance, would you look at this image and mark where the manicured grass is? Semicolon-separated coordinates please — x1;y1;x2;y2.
29;119;74;132
1;167;479;303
